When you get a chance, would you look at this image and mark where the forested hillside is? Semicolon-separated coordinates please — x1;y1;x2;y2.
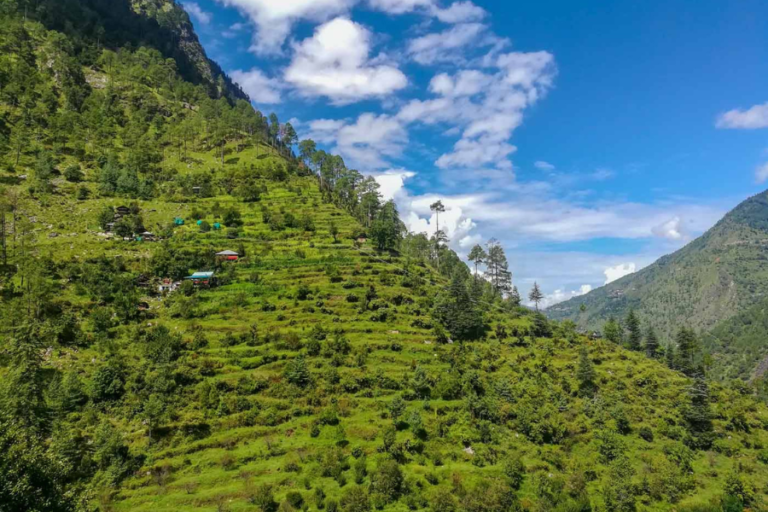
548;191;768;380
2;1;768;512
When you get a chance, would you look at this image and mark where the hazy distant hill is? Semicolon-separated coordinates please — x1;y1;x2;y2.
549;190;768;377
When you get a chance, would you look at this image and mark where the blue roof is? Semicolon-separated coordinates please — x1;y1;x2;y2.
187;271;214;279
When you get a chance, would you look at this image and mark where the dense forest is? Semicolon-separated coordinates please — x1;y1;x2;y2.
2;1;768;511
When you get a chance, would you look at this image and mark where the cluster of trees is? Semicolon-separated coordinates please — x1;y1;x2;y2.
604;310;704;377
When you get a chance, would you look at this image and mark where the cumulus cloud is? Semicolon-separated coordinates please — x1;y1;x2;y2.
652;217;684;240
215;0;356;54
182;2;212;25
534;161;555;171
407;23;490;65
368;0;433;14
539;284;592;309
416;51;556;169
431;1;486;23
372;169;416;201
229;69;282;104
604;263;636;284
756;162;768;184
716;102;768;129
306;113;407;169
285;17;407;104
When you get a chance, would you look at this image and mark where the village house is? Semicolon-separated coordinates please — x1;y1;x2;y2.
185;271;215;287
216;250;239;261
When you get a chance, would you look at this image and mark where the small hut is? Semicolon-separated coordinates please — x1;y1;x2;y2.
185;271;215;287
141;231;156;241
216;250;239;261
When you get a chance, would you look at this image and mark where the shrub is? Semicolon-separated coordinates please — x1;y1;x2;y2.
64;164;84;182
369;460;403;503
503;457;526;490
285;491;303;509
340;486;370;512
639;426;654;442
296;284;312;301
250;484;278;512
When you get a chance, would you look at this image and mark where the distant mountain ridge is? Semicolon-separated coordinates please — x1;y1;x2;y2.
548;190;768;378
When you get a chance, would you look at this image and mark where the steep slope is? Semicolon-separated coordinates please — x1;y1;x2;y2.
29;0;247;101
549;191;768;350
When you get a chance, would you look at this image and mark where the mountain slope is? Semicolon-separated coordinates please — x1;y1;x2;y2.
548;191;768;374
30;0;247;101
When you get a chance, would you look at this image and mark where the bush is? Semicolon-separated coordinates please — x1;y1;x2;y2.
64;164;84;182
226;227;239;239
250;484;278;512
503;457;526;490
285;491;304;509
639;426;654;442
369;460;403;503
340;486;370;512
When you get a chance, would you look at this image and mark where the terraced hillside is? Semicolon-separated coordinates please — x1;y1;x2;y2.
8;165;768;512
3;1;768;511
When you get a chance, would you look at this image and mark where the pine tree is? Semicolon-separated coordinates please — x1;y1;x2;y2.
433;270;485;341
675;327;701;377
528;282;544;311
509;286;521;307
370;201;401;253
625;310;642;351
430;200;446;271
684;376;714;449
665;342;676;370
486;239;512;295
645;326;659;359
467;244;487;279
603;317;624;346
577;347;597;397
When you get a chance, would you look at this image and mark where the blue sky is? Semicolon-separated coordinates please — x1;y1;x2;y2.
182;0;768;306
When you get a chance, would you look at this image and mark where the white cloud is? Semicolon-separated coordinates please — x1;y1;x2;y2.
756;162;768;184
436;136;518;169
604;263;636;285
182;2;212;25
407;23;489;65
429;70;492;96
368;0;433;14
431;1;486;23
285;17;407;104
417;50;556;169
215;0;356;54
372;169;416;201
229;69;282;104
539;284;592;309
716;102;768;129
534;161;555;171
306;113;407;169
652;217;684;240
